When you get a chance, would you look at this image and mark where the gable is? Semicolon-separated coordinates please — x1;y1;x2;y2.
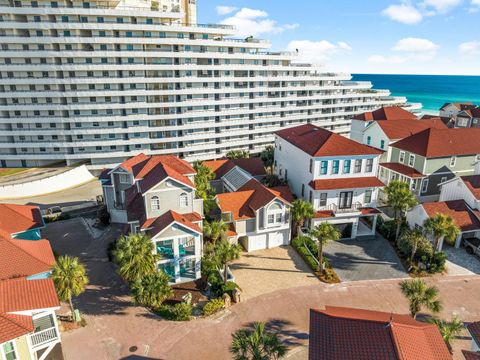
144;177;194;194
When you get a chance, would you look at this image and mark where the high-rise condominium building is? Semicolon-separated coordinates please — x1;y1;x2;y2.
0;0;414;169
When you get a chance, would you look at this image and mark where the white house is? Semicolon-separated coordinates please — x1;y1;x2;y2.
275;124;385;239
101;153;204;283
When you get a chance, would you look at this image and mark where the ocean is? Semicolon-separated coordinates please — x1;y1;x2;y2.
352;74;480;115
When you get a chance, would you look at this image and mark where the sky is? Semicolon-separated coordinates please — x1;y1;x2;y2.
198;0;480;75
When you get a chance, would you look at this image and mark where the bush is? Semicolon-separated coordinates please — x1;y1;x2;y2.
429;252;446;273
166;303;193;321
396;231;433;260
378;219;397;241
209;272;240;298
202;298;224;316
292;236;319;271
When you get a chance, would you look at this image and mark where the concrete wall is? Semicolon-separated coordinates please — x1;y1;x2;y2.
0;165;95;199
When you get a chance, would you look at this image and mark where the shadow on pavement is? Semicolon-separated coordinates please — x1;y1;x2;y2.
242;318;309;348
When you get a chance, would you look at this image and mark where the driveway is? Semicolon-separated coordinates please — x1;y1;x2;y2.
444;246;480;276
324;235;408;282
230;246;320;300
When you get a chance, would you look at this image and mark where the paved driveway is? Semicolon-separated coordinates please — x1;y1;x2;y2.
324;235;408;282
444;246;480;275
230;246;320;300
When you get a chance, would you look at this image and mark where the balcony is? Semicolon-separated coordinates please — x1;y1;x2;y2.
318;202;362;214
30;327;59;348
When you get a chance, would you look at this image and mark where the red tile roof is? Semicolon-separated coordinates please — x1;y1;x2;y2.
467;321;480;348
275;124;383;157
203;158;267;180
0;204;43;235
393;128;480;158
440;102;474;111
313;211;335;219
309;177;384;191
377;119;447;140
309;306;451;360
380;163;425;178
141;211;202;237
422;200;480;232
0;278;59;313
354;106;418;121
0;237;55;280
360;207;381;215
0;313;33;344
462;175;480;200
216;179;293;221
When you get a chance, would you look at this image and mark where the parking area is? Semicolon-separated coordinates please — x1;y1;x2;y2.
230;246;320;300
444;246;480;276
323;235;408;282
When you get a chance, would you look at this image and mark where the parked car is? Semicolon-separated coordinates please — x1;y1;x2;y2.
47;206;62;216
464;237;480;257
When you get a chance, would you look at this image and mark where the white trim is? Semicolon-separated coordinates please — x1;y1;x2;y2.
408;154;415;167
399;151;405;164
148;220;202;239
421;178;429;193
142;176;195;195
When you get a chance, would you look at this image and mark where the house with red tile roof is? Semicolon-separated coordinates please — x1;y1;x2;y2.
0;204;44;240
308;306;451;360
275;124;384;239
439;103;479;128
216;178;293;252
101;154;204;283
380;128;480;202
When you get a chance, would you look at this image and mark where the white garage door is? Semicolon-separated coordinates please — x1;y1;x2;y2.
247;234;267;252
268;231;286;248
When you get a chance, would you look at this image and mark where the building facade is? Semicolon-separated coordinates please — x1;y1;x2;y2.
0;0;411;169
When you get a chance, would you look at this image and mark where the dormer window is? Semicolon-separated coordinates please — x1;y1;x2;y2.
119;173;129;184
151;196;160;210
267;202;284;226
179;192;189;207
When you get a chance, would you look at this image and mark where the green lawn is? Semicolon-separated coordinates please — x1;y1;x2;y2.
0;168;28;177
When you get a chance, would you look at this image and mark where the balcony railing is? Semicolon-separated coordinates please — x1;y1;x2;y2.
30;327;58;348
319;202;362;214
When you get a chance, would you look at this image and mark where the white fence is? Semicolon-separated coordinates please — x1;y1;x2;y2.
0;165;95;199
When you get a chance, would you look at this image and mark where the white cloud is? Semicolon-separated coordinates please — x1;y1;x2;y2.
392;37;440;54
286;40;352;64
368;37;439;66
470;0;480;11
367;55;407;64
420;0;463;12
382;3;423;24
459;41;480;56
221;8;299;37
216;6;238;16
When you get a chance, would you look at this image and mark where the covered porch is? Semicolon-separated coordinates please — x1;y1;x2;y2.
378;163;426;201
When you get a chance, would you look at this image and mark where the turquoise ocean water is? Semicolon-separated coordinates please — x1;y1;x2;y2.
352;74;480;114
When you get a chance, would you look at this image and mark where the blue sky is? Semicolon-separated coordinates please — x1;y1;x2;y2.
198;0;480;75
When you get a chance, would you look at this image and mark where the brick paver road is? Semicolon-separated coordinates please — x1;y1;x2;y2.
61;275;480;360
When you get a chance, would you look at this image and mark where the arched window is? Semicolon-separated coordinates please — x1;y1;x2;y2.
267;202;284;226
179;192;188;207
151;196;160;210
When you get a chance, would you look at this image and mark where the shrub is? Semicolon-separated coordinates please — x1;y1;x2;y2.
203;298;224;316
396;231;433;260
292;236;319;271
209;272;240;298
429;252;446;273
378;219;397;240
170;303;193;321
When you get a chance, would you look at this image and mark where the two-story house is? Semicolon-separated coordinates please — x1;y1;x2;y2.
379;128;480;202
275;124;384;239
102;154;204;283
216;178;293;252
0;204;45;240
439;102;479;128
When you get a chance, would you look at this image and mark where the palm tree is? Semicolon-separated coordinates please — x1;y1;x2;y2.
260;145;275;174
424;213;461;253
130;271;173;310
51;255;89;322
399;279;442;319
203;220;229;243
403;228;428;264
427;316;464;352
226;150;250;159
384;180;418;240
291;199;315;237
231;322;287;360
309;223;341;272
112;233;160;283
216;239;242;285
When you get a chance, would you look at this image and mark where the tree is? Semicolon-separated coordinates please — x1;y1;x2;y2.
291;199;314;237
427;316;464;352
399;279;442;319
51;256;89;322
261;174;285;188
260;145;275;174
131;271;173;310
398;228;431;264
384;180;417;241
309;223;340;272
112;233;160;283
193;161;216;201
231;322;287;360
216;239;242;285
203;220;229;243
226;150;250;159
424;213;461;253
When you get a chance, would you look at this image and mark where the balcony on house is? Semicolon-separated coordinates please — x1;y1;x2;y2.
30;314;59;349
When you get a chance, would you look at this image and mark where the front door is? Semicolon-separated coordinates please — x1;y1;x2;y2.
339;191;353;209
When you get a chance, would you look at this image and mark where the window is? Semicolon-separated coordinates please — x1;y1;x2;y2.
119;173;129;184
440;176;447;184
309;159;313;173
380;140;385;149
339;192;353;209
332;160;339;174
450;156;456;167
309;190;313;203
399;151;405;163
2;341;17;360
365;158;373;173
151;196;160;210
366;136;371;145
301;184;305;197
343;160;351;174
364;190;372;204
319;193;327;207
354;159;362;173
320;161;328;175
179;193;188;207
267;202;284;226
408;154;415;167
421;179;429;193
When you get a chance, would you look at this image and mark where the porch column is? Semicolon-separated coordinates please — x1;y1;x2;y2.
454;233;463;248
371;215;378;236
351;220;358;239
437;235;445;252
173;236;181;283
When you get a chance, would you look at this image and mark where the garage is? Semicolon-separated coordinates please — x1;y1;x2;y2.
240;234;267;252
333;223;353;239
268;231;287;248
